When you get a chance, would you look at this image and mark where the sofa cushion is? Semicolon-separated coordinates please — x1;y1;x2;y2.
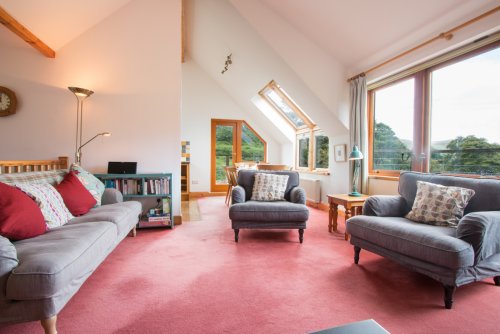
68;201;141;237
405;181;475;227
229;201;309;222
237;170;300;202
15;183;74;229
250;173;289;201
398;171;500;214
7;221;117;300
0;182;46;240
346;216;474;269
70;164;105;206
55;171;97;216
0;169;66;186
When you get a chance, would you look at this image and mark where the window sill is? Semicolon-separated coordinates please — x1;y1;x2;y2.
297;170;330;176
368;175;399;181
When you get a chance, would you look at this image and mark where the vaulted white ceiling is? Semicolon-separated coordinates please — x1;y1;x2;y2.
0;0;132;50
1;0;497;66
257;0;498;69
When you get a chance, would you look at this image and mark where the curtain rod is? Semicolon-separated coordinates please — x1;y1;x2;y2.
347;5;500;82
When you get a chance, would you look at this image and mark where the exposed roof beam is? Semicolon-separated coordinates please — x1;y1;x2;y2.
0;5;55;58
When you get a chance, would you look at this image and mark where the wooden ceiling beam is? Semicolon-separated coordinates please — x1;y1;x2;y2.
0;6;55;58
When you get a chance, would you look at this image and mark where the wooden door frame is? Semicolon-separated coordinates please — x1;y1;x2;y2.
210;119;268;192
211;119;239;192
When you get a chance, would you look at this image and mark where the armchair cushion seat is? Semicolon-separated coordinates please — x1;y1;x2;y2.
347;216;474;270
229;201;309;222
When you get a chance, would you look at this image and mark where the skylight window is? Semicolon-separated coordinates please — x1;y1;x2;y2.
259;80;329;172
264;89;305;127
259;80;313;129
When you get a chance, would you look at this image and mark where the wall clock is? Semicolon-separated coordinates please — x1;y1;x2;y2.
0;86;18;117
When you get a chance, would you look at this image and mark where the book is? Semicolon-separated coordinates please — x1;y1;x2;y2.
148;216;170;222
162;198;170;213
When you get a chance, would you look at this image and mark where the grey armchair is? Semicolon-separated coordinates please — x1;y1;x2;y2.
229;169;309;243
346;171;500;309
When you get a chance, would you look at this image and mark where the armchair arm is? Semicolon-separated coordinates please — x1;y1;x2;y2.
363;195;408;217
0;236;18;300
457;211;500;264
290;187;306;204
101;188;124;205
231;185;246;204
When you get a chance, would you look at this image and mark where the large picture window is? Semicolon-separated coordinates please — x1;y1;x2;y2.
260;80;329;172
368;39;499;178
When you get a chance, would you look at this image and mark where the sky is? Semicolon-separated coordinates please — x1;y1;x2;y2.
375;47;500;145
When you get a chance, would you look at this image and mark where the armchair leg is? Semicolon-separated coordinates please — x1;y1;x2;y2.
494;276;500;286
41;315;57;334
298;229;304;243
354;246;361;264
443;285;456;309
234;229;239;242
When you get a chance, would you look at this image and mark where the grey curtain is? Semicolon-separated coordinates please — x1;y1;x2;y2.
349;76;368;194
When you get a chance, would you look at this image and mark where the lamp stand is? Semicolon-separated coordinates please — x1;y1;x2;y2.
349;159;362;197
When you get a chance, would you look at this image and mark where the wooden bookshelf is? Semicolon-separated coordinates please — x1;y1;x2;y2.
95;173;174;229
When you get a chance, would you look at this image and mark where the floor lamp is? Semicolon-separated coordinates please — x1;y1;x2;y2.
76;132;112;165
348;145;364;197
68;86;94;164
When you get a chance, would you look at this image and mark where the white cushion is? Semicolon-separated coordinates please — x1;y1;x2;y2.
250;173;289;201
16;183;74;229
405;181;475;227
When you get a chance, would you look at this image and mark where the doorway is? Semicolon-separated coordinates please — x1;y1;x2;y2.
210;119;266;192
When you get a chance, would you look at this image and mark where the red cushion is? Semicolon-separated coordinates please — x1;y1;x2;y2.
0;182;47;240
55;171;97;216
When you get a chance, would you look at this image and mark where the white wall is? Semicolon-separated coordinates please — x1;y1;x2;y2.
0;0;182;215
184;0;351;198
181;59;282;192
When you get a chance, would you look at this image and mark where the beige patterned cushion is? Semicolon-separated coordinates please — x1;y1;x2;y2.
250;173;289;201
15;183;74;229
405;181;475;227
0;169;66;186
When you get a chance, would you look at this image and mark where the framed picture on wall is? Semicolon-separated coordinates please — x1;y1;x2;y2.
334;144;346;162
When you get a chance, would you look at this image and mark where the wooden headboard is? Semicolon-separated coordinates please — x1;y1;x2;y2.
0;156;69;174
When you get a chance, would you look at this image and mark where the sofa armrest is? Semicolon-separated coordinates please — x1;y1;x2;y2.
232;185;246;204
0;236;18;300
363;195;408;217
101;188;124;205
457;211;500;264
290;187;306;204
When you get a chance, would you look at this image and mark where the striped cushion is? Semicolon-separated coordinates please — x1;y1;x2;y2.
0;169;67;186
70;165;105;206
15;183;74;229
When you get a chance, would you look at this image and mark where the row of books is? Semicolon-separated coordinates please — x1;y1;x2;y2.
146;213;171;222
102;177;170;195
138;212;172;228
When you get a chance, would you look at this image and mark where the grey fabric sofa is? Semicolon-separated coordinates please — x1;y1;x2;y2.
0;170;141;333
229;169;309;243
346;171;500;308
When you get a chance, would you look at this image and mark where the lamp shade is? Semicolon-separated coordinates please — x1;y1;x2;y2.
349;145;364;160
68;87;94;98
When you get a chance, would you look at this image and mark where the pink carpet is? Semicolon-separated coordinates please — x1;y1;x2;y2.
2;197;499;333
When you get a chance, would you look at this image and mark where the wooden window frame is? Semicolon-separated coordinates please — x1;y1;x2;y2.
260;80;329;174
210;119;268;191
368;39;499;178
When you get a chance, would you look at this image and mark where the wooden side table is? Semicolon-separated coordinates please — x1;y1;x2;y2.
327;194;370;240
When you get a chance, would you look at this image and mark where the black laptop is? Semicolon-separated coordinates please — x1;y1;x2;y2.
107;162;137;174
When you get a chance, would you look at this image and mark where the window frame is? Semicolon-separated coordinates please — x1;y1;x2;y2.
368;38;500;178
210;119;267;192
260;80;329;174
